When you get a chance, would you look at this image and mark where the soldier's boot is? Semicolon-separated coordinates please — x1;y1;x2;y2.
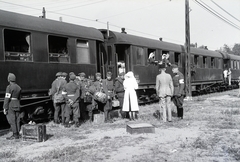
74;122;80;128
6;133;19;140
104;111;108;123
89;111;93;122
107;111;113;123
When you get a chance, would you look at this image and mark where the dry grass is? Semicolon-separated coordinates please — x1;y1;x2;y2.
1;89;240;162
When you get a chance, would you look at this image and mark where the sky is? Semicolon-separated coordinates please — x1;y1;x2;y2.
0;0;239;50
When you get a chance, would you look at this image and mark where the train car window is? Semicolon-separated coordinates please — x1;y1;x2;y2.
203;56;207;68
210;57;215;68
231;60;233;69
162;51;170;65
148;49;156;63
218;58;222;69
234;60;237;69
174;52;181;67
136;47;145;65
237;61;240;70
48;35;69;63
4;29;32;61
76;40;90;64
194;55;199;68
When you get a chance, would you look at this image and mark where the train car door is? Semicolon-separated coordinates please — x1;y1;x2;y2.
115;44;131;76
97;43;107;78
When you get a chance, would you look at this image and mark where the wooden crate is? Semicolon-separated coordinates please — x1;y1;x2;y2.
22;124;47;142
126;123;155;134
93;112;104;124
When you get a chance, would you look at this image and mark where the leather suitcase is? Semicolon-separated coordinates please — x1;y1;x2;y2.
22;124;47;142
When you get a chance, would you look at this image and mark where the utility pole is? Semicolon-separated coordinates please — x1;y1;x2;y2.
185;0;192;99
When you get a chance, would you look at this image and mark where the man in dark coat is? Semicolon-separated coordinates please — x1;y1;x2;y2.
102;72;114;123
3;73;21;140
171;64;185;119
62;74;80;127
114;72;125;118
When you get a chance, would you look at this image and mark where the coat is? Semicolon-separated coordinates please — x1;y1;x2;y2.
114;77;125;98
122;77;139;112
172;72;185;96
3;82;21;111
156;71;174;98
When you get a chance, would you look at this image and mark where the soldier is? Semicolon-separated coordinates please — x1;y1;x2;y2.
156;63;174;122
171;64;185;119
93;73;107;119
79;72;88;122
114;72;125;118
102;72;114;123
62;74;80;128
3;73;21;140
49;72;63;124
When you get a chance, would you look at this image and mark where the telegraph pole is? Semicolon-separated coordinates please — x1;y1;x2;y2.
185;0;192;99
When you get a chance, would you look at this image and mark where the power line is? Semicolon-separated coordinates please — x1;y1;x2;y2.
0;0;183;44
97;0;169;20
193;0;240;31
53;0;107;12
211;0;240;23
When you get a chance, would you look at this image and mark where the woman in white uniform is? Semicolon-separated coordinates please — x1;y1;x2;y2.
122;71;139;120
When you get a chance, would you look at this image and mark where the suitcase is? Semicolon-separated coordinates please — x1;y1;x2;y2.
22;124;47;142
93;112;104;124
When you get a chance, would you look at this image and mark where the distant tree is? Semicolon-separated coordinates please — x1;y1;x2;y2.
232;43;240;56
190;43;196;47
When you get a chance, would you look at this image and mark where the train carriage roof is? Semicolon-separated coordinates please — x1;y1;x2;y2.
101;30;184;52
190;48;223;58
0;10;103;41
227;53;240;60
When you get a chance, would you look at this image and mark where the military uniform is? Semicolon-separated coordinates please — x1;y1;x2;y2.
62;74;80;127
102;73;114;122
172;71;185;119
3;73;21;140
50;72;66;124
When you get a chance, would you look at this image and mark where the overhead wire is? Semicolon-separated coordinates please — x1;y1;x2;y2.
193;0;240;31
210;0;240;23
0;0;184;44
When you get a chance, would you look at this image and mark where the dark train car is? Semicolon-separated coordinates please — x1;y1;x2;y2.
227;54;240;81
100;29;185;103
190;48;224;92
0;10;104;127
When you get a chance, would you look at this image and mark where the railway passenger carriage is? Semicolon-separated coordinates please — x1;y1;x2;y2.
0;10;105;127
0;9;240;129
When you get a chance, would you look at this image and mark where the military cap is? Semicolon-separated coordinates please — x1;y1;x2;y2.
78;72;86;77
8;73;16;82
69;72;75;76
95;73;101;77
119;72;125;76
158;63;166;69
69;74;76;80
107;72;112;76
56;72;62;77
62;72;67;77
171;64;178;69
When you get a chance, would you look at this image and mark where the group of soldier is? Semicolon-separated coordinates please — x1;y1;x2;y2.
2;62;184;140
49;71;126;128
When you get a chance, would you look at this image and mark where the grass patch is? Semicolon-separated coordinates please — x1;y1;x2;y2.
0;150;15;159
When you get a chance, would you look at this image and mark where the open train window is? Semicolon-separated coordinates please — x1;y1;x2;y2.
76;40;90;64
147;49;156;63
48;35;69;63
4;29;32;61
174;52;181;67
203;56;207;68
136;47;145;65
218;58;222;69
194;55;199;68
237;61;240;70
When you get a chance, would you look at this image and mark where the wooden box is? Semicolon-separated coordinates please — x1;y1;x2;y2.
126;123;155;134
22;124;47;142
93;112;105;124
